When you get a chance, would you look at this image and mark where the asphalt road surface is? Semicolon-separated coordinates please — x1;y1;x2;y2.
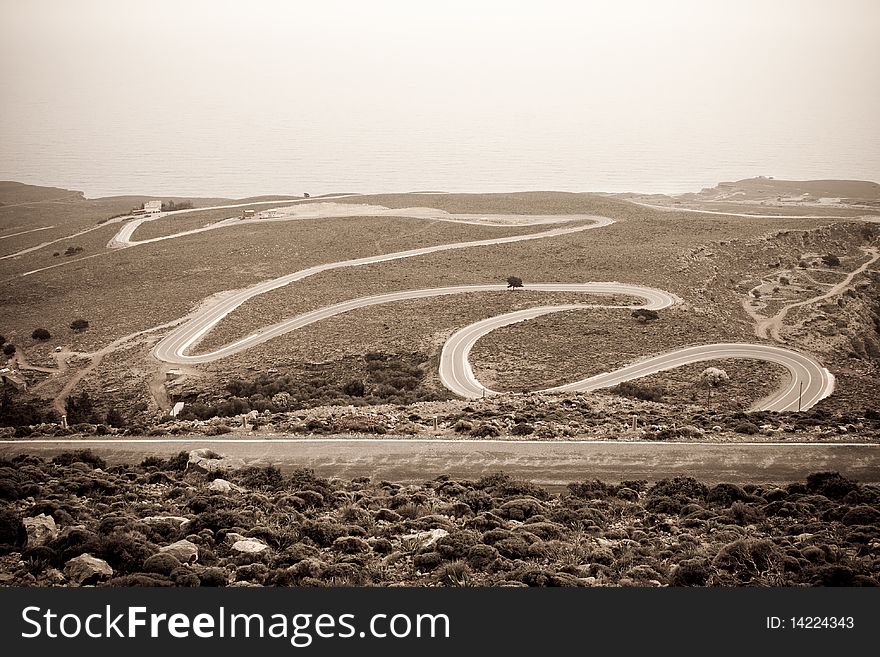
141;201;834;411
151;217;615;363
1;439;876;489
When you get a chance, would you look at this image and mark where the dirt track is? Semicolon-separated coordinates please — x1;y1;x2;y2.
2;439;877;489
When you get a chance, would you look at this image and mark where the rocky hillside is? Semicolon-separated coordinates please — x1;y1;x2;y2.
1;451;878;587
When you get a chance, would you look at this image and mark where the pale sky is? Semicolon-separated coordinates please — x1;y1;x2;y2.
1;0;878;196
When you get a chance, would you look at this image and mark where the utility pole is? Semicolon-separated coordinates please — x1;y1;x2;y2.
798;381;803;412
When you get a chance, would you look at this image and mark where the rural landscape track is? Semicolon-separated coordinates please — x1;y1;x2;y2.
107;200;836;411
1;439;876;487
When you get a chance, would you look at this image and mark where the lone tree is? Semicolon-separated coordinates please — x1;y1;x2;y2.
506;276;524;290
821;253;841;267
31;328;51;341
69;319;89;332
2;344;15;357
701;366;730;409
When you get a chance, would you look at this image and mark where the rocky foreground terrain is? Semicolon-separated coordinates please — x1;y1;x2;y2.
3;390;879;443
1;450;878;587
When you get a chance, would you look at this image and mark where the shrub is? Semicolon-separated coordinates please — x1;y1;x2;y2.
2;344;15;357
498;498;545;521
160;200;193;211
670;559;710;586
821;254;841;267
467;544;499;569
64;392;99;424
511;423;534;435
142;553;182;576
413;551;443;571
69;319;89;332
92;533;154;573
713;539;782;577
172;568;201;587
300;520;348;547
805;472;858;500
470;423;501;438
493;537;533;560
332;536;371;554
439;560;473;586
51;449;106;469
198;568;229;587
31;328;51;340
841;505;880;526
567;479;614;500
435;531;478;560
734;421;760;435
107;574;172;587
341;380;365;397
645;496;685;514
707;483;752;506
105;408;126;428
452;420;473;434
0;507;26;554
233;466;285;492
725;501;765;526
611;382;664;402
48;527;99;562
631;308;659;322
649;477;708;501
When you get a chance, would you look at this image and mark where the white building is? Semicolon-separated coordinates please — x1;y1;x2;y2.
144;200;162;214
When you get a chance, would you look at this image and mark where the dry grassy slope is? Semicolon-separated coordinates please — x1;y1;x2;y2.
679;221;880;413
469;307;773;392
193;218;597;352
6;187;871;421
0;181;83;205
681;177;880;201
0;215;554;353
672;203;869;217
128;191;620;242
784;271;880;412
619;360;788;412
131;198;317;241
194;200;834;354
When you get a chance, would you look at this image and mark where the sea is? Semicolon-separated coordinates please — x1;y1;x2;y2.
4;106;879;201
2;3;879;200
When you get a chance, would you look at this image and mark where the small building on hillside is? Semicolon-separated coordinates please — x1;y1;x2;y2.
0;367;27;392
144;200;162;214
241;209;255;219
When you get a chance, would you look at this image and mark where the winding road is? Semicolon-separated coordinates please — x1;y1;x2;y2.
125;201;837;411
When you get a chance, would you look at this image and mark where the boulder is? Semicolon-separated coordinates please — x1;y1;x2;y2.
24;514;58;548
231;539;270;554
224;532;247;545
43;568;66;585
400;528;449;549
208;479;234;493
142;516;191;527
160;539;199;563
187;449;244;473
64;554;113;585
